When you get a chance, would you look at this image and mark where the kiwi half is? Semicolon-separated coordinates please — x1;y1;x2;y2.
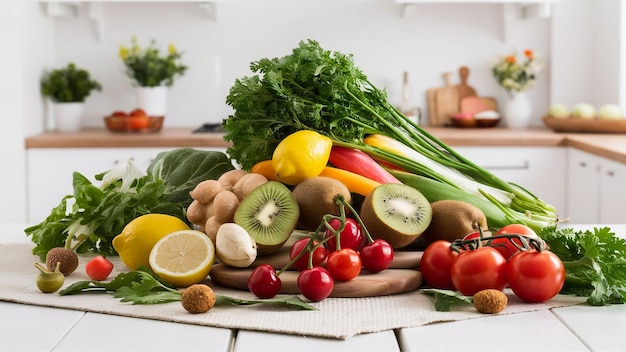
360;183;432;249
234;181;299;256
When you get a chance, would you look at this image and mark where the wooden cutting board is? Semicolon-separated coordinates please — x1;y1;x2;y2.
209;246;423;298
426;88;439;126
455;66;477;101
433;72;459;126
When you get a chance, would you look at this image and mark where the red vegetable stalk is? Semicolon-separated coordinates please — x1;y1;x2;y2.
328;146;402;184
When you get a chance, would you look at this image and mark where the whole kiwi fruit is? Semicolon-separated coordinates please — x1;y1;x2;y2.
415;199;488;249
292;176;352;231
359;183;432;249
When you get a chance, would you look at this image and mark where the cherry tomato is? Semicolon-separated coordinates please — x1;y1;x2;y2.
289;238;328;271
507;250;565;303
297;267;334;302
493;224;539;260
248;264;282;299
360;239;394;273
451;246;507;296
324;218;364;252
326;248;362;281
420;240;458;289
85;255;114;281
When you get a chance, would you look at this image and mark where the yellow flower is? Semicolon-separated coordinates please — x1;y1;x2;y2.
168;43;177;55
118;46;129;60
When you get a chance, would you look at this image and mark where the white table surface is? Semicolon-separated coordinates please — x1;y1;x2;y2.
2;223;625;352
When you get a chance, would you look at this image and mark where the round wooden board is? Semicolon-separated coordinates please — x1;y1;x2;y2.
209;245;424;298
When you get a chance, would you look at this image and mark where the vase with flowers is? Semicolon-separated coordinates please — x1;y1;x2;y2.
492;49;542;129
119;36;187;117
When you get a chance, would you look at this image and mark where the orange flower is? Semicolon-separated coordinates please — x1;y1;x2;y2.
505;55;516;64
524;49;534;60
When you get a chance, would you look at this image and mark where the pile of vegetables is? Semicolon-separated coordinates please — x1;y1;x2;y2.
25;148;234;260
224;39;557;233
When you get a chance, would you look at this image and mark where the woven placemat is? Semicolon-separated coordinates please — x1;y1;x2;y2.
0;243;585;339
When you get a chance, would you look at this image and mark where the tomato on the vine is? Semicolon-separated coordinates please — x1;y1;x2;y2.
289;238;328;271
297;267;334;302
324;218;364;252
451;246;507;296
493;224;539;260
360;239;394;273
248;264;282;299
326;248;361;281
507;249;565;303
420;240;458;289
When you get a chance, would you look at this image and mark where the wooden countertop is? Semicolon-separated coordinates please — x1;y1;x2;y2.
24;127;626;164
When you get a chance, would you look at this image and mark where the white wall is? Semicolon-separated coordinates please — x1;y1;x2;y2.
45;1;551;130
551;0;623;108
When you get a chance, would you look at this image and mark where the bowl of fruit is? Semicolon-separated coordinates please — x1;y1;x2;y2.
104;109;164;133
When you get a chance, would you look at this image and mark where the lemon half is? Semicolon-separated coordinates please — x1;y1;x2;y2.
148;229;215;287
112;214;191;271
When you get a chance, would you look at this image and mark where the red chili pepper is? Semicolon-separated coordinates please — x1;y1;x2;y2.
328;146;401;184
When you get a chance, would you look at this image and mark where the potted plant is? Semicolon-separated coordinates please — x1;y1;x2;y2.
119;36;187;117
491;49;542;129
41;63;102;132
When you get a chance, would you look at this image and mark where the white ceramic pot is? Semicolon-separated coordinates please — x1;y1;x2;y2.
504;91;532;129
53;102;85;132
136;86;168;117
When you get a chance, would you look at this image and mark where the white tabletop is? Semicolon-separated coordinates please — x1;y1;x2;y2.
2;223;625;352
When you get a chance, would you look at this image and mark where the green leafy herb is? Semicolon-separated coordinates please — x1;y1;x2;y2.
223;39;557;233
60;268;316;310
421;288;473;312
26;148;235;261
539;226;626;305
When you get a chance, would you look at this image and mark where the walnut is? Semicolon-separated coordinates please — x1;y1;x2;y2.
473;289;507;314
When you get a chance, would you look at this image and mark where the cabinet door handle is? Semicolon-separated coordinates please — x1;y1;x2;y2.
607;170;615;177
482;160;529;170
579;161;587;167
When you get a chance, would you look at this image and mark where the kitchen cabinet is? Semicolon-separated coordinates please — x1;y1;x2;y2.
26;147;227;223
568;148;626;224
454;146;567;219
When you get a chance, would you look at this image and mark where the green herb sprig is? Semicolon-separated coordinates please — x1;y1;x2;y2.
60;267;316;310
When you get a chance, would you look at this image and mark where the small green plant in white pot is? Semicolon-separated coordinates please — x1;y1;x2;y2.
41;63;102;132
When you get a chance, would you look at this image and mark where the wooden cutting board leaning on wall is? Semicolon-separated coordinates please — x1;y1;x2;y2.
455;66;477;104
432;72;458;126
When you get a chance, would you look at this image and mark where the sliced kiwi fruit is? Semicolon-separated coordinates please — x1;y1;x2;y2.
234;181;299;256
414;199;488;249
360;183;432;249
291;176;352;231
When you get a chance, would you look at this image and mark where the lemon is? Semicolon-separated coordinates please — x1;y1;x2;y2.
272;130;332;185
148;229;215;287
112;214;191;271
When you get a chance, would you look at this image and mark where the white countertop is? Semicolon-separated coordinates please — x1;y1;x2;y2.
2;223;625;352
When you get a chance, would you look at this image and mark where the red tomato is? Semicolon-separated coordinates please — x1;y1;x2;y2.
85;255;114;281
493;224;539;260
324;218;364;252
111;110;128;117
248;264;282;299
297;267;334;302
420;240;458;289
326;248;361;281
289;238;328;271
130;108;147;117
360;239;394;273
507;250;565;303
130;115;150;130
451;246;507;296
